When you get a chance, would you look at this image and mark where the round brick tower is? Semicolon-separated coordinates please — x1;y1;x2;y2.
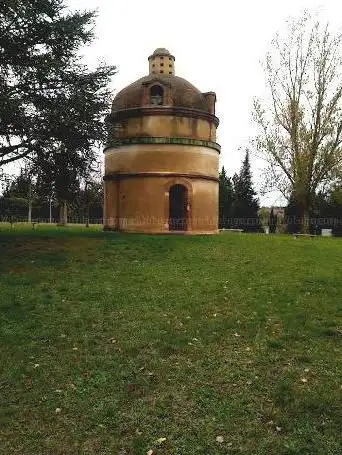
103;48;220;234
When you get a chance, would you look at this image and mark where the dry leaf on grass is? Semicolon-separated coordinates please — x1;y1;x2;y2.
155;437;167;445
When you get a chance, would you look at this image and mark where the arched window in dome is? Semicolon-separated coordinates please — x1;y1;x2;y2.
150;85;164;105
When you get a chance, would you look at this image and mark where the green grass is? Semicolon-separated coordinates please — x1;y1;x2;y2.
1;225;342;455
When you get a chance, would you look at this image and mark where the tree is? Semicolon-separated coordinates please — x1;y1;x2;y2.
1;167;36;221
232;151;260;231
0;169;13;194
258;207;271;232
0;0;116;167
33;146;84;225
312;183;342;235
218;166;234;228
34;161;56;223
253;13;342;232
79;175;103;226
269;208;278;233
284;194;302;233
0;0;116;224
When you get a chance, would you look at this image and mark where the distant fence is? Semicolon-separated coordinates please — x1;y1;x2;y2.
1;216;342;234
220;216;342;227
0;217;103;225
1;216;342;226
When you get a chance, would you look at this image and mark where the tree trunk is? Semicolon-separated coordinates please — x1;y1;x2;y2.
58;201;68;226
86;203;90;228
28;200;32;223
28;182;32;223
49;197;52;223
301;207;310;233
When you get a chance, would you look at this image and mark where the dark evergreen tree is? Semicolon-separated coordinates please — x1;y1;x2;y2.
284;194;302;233
77;176;103;226
329;187;342;236
2;169;31;199
0;166;104;223
0;0;116;167
0;169;34;221
285;187;342;235
310;187;342;236
36;146;83;224
232;151;260;231
218;166;234;228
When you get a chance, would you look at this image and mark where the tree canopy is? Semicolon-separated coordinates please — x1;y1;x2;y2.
218;152;260;231
0;0;116;166
232;151;259;220
253;13;342;232
218;166;233;228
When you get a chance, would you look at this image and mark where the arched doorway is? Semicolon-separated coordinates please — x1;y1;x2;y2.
169;184;188;231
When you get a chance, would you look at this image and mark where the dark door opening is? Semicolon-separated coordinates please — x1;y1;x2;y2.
169;184;188;231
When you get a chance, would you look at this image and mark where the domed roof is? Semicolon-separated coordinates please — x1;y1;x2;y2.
152;47;171;56
112;74;208;112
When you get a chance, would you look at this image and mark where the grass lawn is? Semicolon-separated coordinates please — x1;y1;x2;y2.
1;225;342;454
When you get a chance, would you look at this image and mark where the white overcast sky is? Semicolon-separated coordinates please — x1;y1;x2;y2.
68;0;341;205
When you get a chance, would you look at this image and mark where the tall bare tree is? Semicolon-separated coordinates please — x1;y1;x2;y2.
253;13;342;232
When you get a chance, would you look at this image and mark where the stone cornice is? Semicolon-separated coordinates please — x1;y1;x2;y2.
107;106;219;127
104;172;219;183
104;136;221;153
